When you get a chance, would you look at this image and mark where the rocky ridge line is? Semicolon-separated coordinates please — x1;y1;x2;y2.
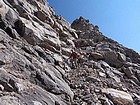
68;16;140;105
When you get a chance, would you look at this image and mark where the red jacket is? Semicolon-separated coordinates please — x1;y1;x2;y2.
70;52;79;59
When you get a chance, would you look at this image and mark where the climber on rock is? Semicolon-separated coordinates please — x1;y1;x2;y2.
77;49;85;68
69;49;79;69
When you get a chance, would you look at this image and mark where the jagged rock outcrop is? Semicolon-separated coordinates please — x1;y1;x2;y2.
0;0;140;105
69;17;140;105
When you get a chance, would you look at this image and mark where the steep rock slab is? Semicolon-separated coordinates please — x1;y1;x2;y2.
35;64;74;99
0;13;74;104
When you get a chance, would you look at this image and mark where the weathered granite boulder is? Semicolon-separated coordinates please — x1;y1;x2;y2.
89;52;104;60
103;51;123;68
102;88;133;105
34;10;47;22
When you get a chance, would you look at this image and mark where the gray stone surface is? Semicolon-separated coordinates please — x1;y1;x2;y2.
0;0;140;105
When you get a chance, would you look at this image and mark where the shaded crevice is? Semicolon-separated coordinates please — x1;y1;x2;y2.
14;19;25;37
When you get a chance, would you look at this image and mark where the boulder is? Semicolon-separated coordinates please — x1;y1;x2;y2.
104;51;123;68
99;61;110;69
34;10;47;22
14;19;25;37
61;47;71;56
89;52;104;60
122;67;133;78
94;34;105;42
102;88;133;105
74;39;90;48
86;76;101;82
117;52;126;62
98;72;106;77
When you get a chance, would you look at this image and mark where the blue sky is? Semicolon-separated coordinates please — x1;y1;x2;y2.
48;0;140;53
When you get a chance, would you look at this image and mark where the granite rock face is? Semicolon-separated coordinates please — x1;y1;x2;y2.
0;0;74;104
0;0;140;105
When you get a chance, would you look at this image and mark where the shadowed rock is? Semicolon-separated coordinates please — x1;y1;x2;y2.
14;19;25;37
